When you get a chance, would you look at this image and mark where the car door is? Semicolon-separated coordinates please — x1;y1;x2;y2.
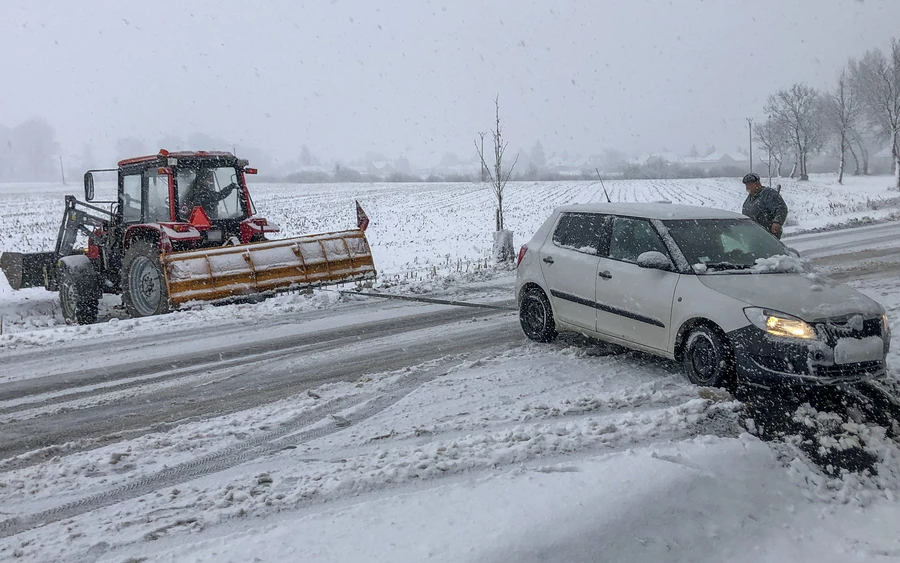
538;212;608;331
594;216;680;352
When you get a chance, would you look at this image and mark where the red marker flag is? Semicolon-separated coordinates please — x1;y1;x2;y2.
356;200;370;231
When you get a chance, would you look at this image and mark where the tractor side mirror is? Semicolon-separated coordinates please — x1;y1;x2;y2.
83;172;95;201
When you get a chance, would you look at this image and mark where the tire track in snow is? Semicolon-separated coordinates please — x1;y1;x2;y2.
0;308;516;467
0;356;481;539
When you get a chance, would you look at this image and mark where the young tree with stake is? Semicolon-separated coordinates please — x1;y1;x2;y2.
475;96;519;264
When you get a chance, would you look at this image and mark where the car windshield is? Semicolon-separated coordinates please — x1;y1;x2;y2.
663;218;797;272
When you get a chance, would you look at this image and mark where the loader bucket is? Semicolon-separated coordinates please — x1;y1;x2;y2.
0;251;57;290
162;229;376;306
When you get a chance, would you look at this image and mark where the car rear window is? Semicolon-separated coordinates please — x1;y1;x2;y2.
552;213;606;254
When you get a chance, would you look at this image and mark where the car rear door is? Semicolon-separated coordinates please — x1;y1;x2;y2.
594;216;680;352
538;212;608;331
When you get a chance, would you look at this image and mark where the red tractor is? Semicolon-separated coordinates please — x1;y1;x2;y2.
0;150;376;324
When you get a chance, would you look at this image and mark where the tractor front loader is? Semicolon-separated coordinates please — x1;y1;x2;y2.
0;150;376;324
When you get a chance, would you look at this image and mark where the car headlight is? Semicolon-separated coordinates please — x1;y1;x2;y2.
744;307;817;339
883;313;891;336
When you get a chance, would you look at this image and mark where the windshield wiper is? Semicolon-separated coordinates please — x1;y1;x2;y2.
702;262;753;271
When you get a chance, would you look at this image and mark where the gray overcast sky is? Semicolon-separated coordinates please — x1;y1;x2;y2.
1;0;898;167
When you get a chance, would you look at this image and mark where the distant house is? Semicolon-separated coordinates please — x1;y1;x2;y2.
683;151;748;170
630;151;686;166
630;150;748;175
366;160;395;177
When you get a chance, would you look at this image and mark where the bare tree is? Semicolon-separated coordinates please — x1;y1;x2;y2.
823;70;862;184
753;117;790;185
764;83;825;181
475;96;519;231
848;129;870;175
849;40;900;187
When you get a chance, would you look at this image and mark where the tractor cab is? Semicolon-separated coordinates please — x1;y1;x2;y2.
85;150;274;254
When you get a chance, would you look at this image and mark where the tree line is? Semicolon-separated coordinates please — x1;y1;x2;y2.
756;38;900;186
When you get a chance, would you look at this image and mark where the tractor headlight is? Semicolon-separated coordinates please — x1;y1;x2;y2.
744;308;817;340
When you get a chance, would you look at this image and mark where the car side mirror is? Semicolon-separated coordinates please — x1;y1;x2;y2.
785;246;800;258
83;172;95;201
637;251;674;271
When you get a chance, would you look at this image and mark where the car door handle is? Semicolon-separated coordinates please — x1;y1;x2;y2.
543;256;555;264
598;271;612;280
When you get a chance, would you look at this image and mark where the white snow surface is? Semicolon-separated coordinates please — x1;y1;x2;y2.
751;254;809;274
2;175;900;561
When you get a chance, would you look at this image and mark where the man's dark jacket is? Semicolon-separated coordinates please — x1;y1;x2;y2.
742;186;788;239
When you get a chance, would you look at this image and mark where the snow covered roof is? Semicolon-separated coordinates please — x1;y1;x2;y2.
700;151;748;163
555;202;744;220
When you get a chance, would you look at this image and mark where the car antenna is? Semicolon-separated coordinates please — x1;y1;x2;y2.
595;168;612;203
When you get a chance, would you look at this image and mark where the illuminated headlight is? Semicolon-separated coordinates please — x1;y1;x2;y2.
744;307;817;340
883;313;891;337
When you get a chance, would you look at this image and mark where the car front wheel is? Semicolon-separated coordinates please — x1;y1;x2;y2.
519;288;557;343
682;326;733;387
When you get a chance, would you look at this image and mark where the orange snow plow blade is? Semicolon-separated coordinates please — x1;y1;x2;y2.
162;229;376;306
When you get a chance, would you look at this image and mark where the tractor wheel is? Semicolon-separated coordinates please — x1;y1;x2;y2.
58;255;100;325
122;240;170;318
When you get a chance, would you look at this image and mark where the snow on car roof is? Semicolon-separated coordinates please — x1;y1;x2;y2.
554;202;745;220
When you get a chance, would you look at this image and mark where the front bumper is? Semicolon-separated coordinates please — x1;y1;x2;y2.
729;324;889;387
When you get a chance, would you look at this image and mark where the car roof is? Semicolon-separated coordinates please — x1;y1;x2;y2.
553;202;745;220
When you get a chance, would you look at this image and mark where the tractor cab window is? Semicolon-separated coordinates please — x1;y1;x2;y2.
176;166;244;221
145;170;171;223
122;174;142;223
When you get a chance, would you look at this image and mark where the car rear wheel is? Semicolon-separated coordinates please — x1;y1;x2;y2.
520;287;557;343
122;240;170;318
682;326;733;387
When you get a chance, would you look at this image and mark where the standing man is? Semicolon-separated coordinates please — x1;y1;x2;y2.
741;173;788;239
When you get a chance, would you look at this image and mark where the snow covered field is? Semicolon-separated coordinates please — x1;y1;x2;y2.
2;174;900;561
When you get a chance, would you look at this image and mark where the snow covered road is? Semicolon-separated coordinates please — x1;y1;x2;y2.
0;304;518;463
1;220;900;561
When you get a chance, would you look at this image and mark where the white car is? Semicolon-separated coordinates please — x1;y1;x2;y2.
515;203;890;388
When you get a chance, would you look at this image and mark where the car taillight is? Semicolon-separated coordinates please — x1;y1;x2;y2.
516;245;528;267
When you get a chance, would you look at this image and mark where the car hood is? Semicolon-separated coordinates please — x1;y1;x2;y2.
698;272;883;321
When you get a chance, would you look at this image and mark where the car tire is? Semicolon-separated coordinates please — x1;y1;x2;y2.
122;240;170;318
682;326;733;387
520;287;557;343
58;255;100;325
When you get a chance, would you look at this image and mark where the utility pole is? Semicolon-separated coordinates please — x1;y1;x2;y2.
746;117;754;173
59;155;66;185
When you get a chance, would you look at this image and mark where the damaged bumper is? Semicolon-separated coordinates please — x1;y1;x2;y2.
729;324;889;387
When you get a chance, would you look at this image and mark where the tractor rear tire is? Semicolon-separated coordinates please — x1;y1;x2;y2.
122;240;170;318
58;255;100;325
